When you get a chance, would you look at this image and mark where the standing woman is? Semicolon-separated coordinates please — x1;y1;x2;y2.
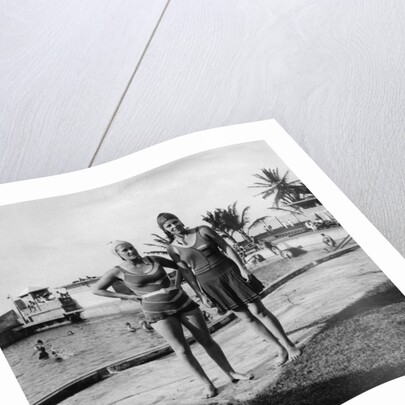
93;240;253;399
157;213;301;366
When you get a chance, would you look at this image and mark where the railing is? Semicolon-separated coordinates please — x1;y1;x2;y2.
21;300;63;317
250;208;332;237
334;235;353;251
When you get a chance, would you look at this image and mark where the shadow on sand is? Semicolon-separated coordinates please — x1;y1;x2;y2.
287;247;307;257
246;281;405;405
251;364;405;405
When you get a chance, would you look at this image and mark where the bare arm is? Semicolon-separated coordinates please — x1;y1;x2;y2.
176;262;205;298
92;267;141;301
174;270;184;288
167;246;212;306
151;255;183;287
150;255;178;269
200;226;251;280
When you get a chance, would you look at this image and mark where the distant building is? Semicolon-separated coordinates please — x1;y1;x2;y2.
1;286;83;348
248;197;336;241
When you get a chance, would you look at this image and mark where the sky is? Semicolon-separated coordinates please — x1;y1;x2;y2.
0;141;299;314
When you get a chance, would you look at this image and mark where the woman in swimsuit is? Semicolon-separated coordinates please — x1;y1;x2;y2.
93;240;252;399
157;213;302;366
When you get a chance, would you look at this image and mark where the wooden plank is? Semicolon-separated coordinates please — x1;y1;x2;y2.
0;0;168;183
93;0;405;255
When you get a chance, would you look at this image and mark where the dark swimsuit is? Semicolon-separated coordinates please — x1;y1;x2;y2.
168;227;264;312
39;350;49;360
116;256;198;323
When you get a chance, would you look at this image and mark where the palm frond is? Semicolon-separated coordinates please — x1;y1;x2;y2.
248;216;272;231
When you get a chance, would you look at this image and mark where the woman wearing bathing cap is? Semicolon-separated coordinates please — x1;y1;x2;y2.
93;240;252;399
157;213;301;366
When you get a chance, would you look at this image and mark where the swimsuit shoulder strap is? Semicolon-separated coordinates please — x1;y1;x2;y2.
143;255;153;264
195;226;211;243
144;256;157;270
114;264;130;275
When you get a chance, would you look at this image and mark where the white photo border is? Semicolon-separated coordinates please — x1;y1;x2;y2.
1;120;404;405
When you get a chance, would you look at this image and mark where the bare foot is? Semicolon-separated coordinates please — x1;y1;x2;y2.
275;347;289;367
276;346;302;366
230;371;254;382
202;385;218;399
287;346;302;361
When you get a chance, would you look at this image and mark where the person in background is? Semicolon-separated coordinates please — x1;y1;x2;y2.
38;347;49;360
139;320;153;332
261;240;281;256
51;347;64;362
34;340;44;355
93;240;253;399
158;213;301;366
28;301;37;312
305;220;317;232
125;322;137;332
321;233;336;248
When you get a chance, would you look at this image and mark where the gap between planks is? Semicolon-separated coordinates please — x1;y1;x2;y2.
88;0;172;168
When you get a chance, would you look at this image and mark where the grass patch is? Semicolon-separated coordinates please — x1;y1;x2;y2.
245;280;405;405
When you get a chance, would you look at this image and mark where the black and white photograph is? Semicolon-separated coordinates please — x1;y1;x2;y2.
1;137;404;405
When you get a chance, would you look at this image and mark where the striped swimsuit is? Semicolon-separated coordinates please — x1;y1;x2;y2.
117;257;198;323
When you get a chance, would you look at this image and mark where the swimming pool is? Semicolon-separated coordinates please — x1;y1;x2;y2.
3;310;165;404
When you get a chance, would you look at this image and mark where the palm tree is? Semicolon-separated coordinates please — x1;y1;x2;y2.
248;216;273;234
143;233;170;255
250;168;312;209
220;202;252;242
202;210;237;243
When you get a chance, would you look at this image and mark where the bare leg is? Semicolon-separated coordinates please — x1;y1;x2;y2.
152;315;217;398
247;299;301;364
180;308;254;382
232;306;289;364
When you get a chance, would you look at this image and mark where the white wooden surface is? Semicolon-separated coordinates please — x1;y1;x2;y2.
1;0;405;256
0;0;168;180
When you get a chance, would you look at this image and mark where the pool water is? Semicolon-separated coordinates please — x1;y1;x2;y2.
3;311;165;404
